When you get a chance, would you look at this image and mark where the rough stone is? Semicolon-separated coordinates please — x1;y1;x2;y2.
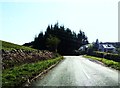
2;49;55;69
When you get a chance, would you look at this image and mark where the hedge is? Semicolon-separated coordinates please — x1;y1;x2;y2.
87;51;120;62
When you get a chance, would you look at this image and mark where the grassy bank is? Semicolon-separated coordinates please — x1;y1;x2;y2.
1;40;36;51
2;56;64;87
83;55;120;70
1;40;58;70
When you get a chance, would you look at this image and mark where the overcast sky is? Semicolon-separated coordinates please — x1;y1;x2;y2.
0;0;119;45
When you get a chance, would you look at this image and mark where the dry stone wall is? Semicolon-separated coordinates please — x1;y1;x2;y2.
1;49;55;69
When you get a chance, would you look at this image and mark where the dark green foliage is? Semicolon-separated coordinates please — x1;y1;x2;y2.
33;32;45;50
116;48;120;55
93;39;99;51
46;35;60;53
23;22;89;55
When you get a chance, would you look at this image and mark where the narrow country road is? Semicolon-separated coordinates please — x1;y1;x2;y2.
31;56;119;87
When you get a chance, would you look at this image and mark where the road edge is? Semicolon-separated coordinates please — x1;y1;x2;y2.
23;57;65;87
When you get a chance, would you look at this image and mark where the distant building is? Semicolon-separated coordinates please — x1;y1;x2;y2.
78;45;89;51
98;44;116;53
78;42;117;53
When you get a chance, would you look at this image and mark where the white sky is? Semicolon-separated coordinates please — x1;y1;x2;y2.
0;0;119;45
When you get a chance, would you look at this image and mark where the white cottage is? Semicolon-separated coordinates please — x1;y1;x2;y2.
98;44;116;53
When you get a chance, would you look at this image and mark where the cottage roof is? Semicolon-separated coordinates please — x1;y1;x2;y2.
101;44;115;49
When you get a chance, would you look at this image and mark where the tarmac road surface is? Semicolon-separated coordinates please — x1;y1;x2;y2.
31;56;119;87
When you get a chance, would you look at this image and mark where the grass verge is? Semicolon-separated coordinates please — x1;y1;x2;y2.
83;55;120;70
2;56;64;88
1;40;36;51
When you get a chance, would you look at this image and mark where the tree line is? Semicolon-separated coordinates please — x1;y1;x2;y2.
23;22;89;55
